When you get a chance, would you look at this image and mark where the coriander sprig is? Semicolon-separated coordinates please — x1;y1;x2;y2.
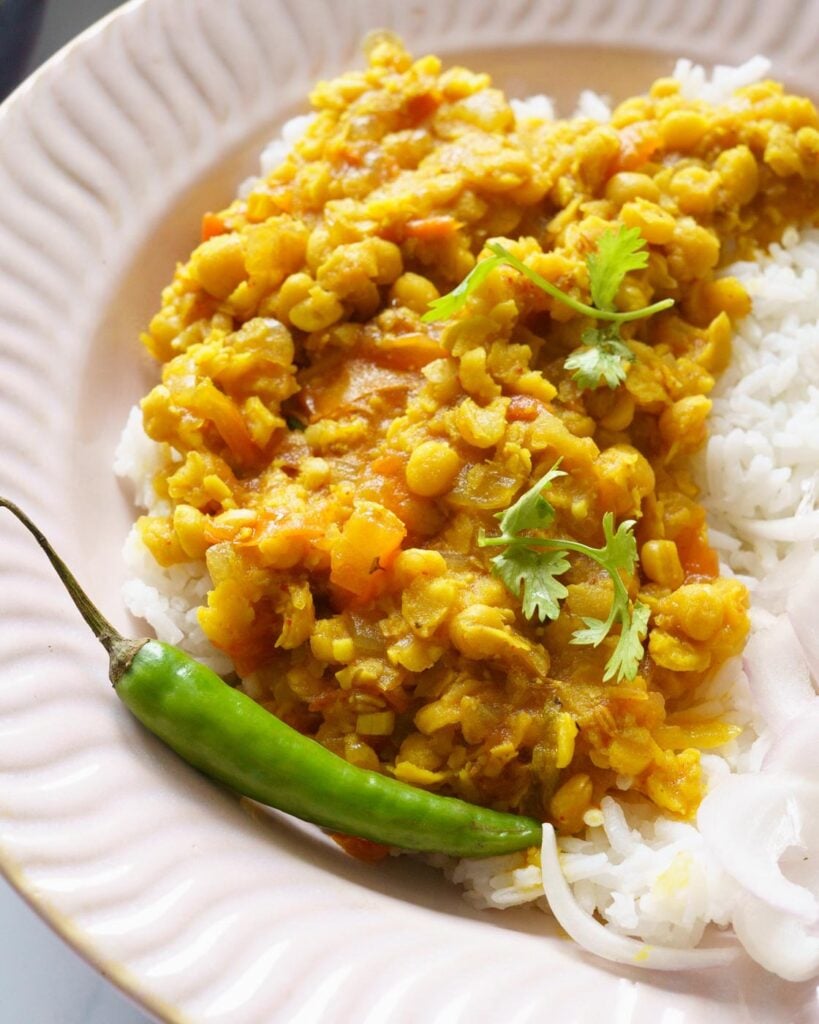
421;226;673;391
586;224;652;311
477;466;650;682
564;324;635;390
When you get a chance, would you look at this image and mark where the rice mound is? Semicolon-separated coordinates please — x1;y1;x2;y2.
699;226;819;595
115;55;819;972
115;408;232;675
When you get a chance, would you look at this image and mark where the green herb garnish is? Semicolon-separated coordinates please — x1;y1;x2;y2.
586;224;650;310
478;465;650;682
564;324;634;390
420;251;507;324
421;226;673;391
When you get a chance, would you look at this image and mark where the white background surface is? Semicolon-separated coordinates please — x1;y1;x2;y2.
1;12;153;1024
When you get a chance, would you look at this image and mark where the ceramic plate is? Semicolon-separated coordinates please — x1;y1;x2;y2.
1;1;817;1020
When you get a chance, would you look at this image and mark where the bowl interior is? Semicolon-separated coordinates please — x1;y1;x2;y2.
4;15;816;1022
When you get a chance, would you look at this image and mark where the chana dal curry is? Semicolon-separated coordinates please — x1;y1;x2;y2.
136;38;819;836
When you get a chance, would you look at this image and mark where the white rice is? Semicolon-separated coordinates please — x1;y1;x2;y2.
510;95;556;125
119;528;233;675
509;54;773;128
114;408;232;674
238;113;316;198
113;405;176;514
673;55;772;105
116;56;818;966
696;227;819;598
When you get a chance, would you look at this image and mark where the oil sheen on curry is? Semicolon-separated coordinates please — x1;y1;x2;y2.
137;38;819;832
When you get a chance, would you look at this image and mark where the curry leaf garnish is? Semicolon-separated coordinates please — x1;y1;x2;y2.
422;226;672;391
478;468;650;683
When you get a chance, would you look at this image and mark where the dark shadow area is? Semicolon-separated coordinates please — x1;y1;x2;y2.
0;0;46;101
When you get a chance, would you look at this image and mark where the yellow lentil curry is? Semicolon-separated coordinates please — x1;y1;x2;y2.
137;37;819;834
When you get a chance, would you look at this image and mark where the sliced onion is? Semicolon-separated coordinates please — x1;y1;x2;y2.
697;773;817;921
743;615;815;734
732;891;819;983
786;555;819;683
763;703;819;776
539;825;740;971
699;711;819;979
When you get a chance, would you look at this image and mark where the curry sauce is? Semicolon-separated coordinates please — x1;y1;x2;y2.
135;37;819;828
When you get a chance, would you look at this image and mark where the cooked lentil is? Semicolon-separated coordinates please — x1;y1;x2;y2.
136;37;819;829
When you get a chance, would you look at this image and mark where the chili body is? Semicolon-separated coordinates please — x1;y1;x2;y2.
1;498;542;858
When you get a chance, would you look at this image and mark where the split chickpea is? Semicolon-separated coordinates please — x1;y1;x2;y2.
405;440;461;497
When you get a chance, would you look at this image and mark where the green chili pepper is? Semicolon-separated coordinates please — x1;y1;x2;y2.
0;498;542;859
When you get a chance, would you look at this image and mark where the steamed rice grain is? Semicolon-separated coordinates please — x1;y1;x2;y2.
698;226;819;591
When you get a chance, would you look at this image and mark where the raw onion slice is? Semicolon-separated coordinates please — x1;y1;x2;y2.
786;558;819;683
697;773;817;921
540;825;739;971
732;892;819;983
763;703;819;776
743;616;815;734
698;706;819;978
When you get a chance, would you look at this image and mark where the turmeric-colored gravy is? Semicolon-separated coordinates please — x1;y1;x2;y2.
136;38;819;829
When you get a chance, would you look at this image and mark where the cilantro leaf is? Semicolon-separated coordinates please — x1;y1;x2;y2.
420;253;506;323
422;230;672;335
571;612;615;649
486;243;598;320
586;225;649;312
478;467;649;682
564;325;635;390
599;512;638;577
603;600;650;683
495;462;565;535
489;545;570;622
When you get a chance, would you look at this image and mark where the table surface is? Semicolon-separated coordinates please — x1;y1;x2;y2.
1;2;157;1021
